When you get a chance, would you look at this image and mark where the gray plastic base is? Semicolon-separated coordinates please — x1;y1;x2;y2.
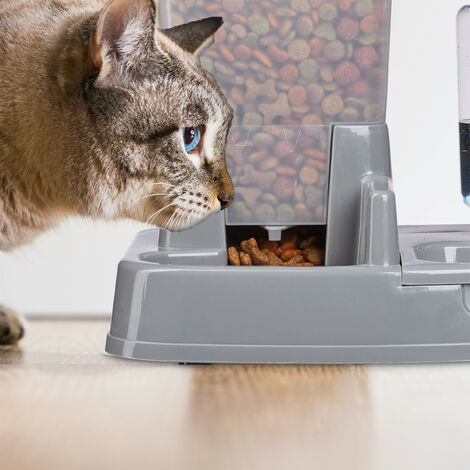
105;125;470;364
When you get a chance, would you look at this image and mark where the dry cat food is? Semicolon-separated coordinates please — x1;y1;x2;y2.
169;0;389;126
167;0;389;224
227;229;325;266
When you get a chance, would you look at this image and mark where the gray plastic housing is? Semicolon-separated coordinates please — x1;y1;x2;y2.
106;124;470;364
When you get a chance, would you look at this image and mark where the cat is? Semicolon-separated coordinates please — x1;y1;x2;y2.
0;0;235;344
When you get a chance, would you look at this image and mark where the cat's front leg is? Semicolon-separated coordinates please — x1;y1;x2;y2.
0;305;25;344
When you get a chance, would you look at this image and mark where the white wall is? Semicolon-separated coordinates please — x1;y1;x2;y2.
1;0;469;315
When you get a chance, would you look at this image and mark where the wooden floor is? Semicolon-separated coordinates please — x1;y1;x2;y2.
1;320;470;470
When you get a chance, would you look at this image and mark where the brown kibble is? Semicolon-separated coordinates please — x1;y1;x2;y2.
338;0;354;11
305;148;327;160
280;63;299;83
259;93;291;124
324;40;346;62
303;246;325;265
232;13;247;24
222;0;244;13
288;85;307;106
334;60;361;85
272;177;295;201
287;39;311;62
239;252;252;266
354;46;379;70
228;246;241;266
299;165;319;185
237;186;262;207
241;238;270;266
253;49;273;67
301;114;322;125
321;94;344;116
267;252;283;266
360;14;379;33
337;16;360;41
284;255;305;266
267;45;289;64
233;44;252;61
274;141;293;158
299;235;318;249
267;12;279;28
347;79;370;97
219;43;235;62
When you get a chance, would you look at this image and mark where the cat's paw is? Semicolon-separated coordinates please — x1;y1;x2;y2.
0;305;25;345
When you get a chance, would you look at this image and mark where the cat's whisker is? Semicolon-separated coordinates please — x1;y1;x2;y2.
135;192;176;203
145;201;178;225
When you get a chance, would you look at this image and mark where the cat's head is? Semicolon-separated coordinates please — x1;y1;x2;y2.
82;0;234;231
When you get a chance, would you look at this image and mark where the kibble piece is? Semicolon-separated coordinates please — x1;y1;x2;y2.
231;201;252;220
276;203;296;222
259;239;279;251
284;255;305;266
295;16;314;37
222;0;244;13
321;94;344;116
354;0;374;17
287;39;311;62
337;16;360;41
288;85;307;106
324;40;346;62
303;247;324;265
299;165;319;185
241;238;270;266
228;246;241;266
280;63;299;82
354;46;379;70
306;83;325;105
247;15;270;35
239;252;252;266
298;59;318;81
360;14;380;34
242;112;263;126
318;2;338;21
340;107;360;121
267;252;284;266
272;177;295;201
233;44;252;61
364;103;381;121
291;0;310;13
255;203;276;221
314;23;336;41
334;61;361;86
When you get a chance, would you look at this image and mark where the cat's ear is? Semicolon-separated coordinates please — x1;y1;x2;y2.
88;0;157;85
160;17;223;56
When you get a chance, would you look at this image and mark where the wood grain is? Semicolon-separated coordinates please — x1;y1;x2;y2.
1;319;470;470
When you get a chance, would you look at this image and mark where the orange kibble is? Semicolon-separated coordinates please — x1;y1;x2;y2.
299;165;319;185
232;13;247;24
206;3;221;11
280;241;297;251
305;148;327;160
309;37;326;57
306;158;327;171
274;141;292;158
219;43;235;62
267;45;289;64
233;44;252;61
253;49;273;68
297;263;314;267
249;149;268;164
267;11;279;28
279;63;299;83
281;249;303;262
288;85;307;106
275;165;298;176
360;14;379;33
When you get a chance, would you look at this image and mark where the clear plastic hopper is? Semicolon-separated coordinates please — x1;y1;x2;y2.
159;0;391;231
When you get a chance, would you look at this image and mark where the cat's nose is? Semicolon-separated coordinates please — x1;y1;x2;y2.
218;194;233;210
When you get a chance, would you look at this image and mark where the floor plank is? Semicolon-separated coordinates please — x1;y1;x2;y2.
1;319;470;470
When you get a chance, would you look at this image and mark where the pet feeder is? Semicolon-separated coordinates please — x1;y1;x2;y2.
105;0;470;363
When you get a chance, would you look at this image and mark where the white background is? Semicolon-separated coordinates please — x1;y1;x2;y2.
1;0;469;315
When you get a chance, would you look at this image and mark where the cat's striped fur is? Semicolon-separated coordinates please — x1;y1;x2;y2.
0;0;234;343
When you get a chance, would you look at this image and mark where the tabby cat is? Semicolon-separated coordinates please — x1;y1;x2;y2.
0;0;235;343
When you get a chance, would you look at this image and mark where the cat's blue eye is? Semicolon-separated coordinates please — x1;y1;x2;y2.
183;127;201;153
